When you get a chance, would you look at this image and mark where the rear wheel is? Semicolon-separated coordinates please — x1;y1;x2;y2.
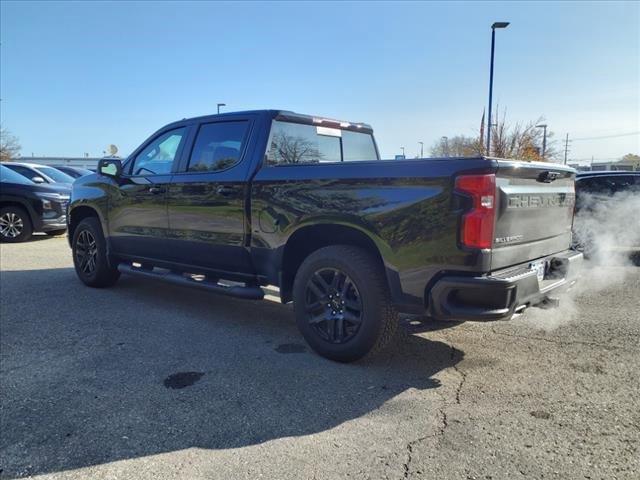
0;206;33;243
293;245;398;362
72;217;120;287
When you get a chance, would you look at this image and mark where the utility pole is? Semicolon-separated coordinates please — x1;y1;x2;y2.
418;142;424;158
400;147;405;158
563;133;570;165
536;124;548;158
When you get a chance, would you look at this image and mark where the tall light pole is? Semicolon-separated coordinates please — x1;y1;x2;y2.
442;136;449;156
418;141;424;158
217;103;226;114
486;21;510;156
536;124;548;158
401;147;405;158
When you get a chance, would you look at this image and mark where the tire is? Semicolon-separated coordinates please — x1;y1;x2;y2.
72;217;120;288
0;206;33;243
292;245;398;362
45;229;67;237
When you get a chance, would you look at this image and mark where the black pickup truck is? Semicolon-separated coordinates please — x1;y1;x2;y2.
68;110;582;361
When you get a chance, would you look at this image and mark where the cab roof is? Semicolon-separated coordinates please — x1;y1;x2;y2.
174;110;374;134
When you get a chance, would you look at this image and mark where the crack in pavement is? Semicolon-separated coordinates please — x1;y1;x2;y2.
450;345;466;405
402;342;464;478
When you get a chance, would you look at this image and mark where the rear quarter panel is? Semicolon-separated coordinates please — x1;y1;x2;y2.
250;158;494;303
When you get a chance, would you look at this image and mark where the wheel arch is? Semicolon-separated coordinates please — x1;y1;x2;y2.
0;197;37;230
68;205;105;243
279;223;392;304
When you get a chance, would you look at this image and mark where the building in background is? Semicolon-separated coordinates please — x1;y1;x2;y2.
14;156;102;169
569;154;639;172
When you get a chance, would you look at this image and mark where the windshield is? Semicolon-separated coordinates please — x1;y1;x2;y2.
0;164;35;185
35;166;75;183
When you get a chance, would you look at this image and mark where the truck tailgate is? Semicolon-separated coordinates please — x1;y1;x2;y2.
491;160;576;270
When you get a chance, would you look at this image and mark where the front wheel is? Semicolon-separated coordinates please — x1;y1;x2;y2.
0;206;33;243
292;245;398;362
72;217;120;288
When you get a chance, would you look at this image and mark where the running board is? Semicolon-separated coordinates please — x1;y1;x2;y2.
117;263;265;300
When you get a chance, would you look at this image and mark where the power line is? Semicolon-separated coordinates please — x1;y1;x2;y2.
571;131;640;141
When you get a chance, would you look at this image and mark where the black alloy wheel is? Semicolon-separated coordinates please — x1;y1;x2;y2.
304;268;364;344
74;229;98;275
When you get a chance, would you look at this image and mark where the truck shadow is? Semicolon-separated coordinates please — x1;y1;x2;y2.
0;268;462;478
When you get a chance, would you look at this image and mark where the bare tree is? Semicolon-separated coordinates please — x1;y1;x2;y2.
431;110;557;162
0;126;21;161
621;153;640;169
490;110;557;161
267;132;323;164
430;135;484;157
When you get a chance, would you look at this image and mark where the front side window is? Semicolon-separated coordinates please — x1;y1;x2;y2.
131;127;186;176
187;121;249;172
266;121;377;165
34;166;74;183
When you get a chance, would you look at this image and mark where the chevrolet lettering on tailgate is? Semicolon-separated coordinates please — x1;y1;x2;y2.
507;193;575;209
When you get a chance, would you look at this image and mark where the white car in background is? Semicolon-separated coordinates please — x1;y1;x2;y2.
1;162;75;185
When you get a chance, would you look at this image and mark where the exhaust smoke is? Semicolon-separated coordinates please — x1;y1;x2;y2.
521;188;640;331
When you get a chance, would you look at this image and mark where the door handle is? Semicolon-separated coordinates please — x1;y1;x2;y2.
148;186;165;194
216;186;237;196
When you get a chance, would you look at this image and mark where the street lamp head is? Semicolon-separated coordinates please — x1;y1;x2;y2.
536;124;547;128
492;22;510;29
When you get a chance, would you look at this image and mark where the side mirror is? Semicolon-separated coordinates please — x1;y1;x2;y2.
32;176;46;184
98;158;122;178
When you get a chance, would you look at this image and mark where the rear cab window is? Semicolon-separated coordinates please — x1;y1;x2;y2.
266;120;378;166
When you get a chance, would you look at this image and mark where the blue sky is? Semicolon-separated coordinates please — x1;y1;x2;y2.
1;1;638;162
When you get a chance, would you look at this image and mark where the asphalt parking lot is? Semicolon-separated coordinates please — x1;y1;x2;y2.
1;236;638;479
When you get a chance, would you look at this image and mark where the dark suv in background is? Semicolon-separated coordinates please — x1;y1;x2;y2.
574;171;640;263
0;165;70;242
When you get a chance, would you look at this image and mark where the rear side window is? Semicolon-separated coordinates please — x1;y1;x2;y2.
266;121;377;165
188;121;249;172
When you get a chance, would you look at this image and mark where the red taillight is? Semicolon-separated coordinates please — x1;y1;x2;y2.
455;174;496;249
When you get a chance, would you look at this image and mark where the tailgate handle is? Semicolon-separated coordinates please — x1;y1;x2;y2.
537;171;562;183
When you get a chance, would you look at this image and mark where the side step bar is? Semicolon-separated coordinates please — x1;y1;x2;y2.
117;263;265;300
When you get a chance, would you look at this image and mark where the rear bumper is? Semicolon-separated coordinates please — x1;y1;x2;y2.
428;249;583;322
